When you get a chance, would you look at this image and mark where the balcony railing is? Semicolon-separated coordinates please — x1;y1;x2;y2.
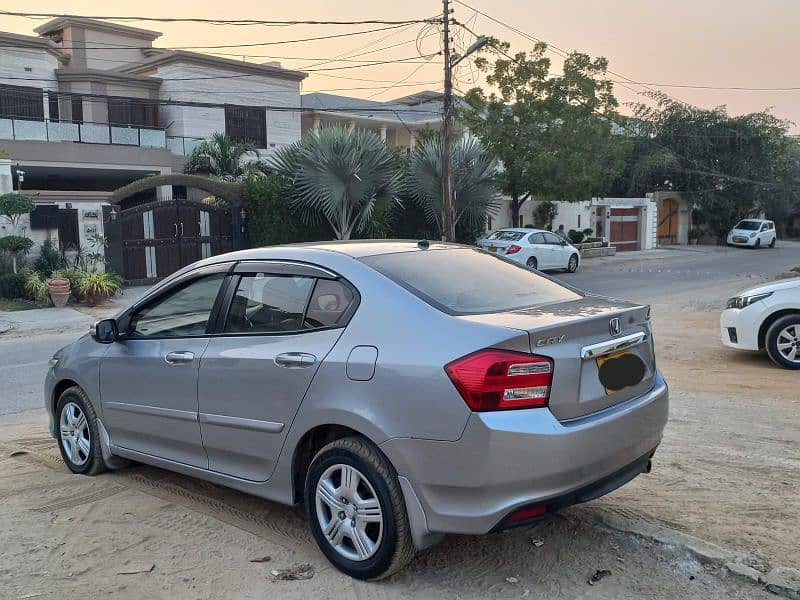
0;117;168;149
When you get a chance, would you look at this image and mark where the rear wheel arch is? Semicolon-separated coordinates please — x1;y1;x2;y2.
758;309;800;349
292;424;386;504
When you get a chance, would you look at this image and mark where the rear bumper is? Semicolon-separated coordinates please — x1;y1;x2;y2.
381;372;668;536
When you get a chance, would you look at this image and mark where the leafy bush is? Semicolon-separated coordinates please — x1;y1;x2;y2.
567;229;585;244
0;272;26;298
244;174;333;246
77;272;122;305
582;228;594;238
0;235;34;273
34;239;64;277
24;270;50;304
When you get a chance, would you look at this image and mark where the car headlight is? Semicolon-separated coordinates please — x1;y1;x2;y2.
726;292;773;309
749;232;757;238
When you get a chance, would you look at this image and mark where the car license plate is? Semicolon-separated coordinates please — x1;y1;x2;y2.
488;245;497;253
596;350;646;395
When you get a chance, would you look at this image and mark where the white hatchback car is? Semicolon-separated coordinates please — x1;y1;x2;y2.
720;277;800;369
477;228;581;272
726;219;777;248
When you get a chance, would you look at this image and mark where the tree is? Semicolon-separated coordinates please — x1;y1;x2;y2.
406;135;499;239
270;125;399;240
463;40;631;226
624;93;800;238
185;133;267;180
0;192;35;273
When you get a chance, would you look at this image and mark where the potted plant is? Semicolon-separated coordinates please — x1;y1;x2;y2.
45;275;71;307
77;272;122;306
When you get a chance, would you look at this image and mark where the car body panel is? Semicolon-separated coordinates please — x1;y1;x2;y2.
45;241;668;546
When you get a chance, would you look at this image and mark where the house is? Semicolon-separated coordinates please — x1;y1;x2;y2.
0;17;305;280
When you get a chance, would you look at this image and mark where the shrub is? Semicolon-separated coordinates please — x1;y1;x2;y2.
244;174;332;246
77;272;122;306
582;228;594;238
24;270;50;304
0;272;26;298
567;229;585;244
34;239;64;277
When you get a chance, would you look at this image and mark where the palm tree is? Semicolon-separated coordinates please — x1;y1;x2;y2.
270;126;399;240
184;133;267;180
407;136;500;237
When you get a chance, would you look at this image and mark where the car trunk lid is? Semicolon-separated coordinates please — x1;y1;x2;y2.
458;296;656;421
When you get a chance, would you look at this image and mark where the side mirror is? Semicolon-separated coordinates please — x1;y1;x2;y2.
560;240;567;246
94;319;119;344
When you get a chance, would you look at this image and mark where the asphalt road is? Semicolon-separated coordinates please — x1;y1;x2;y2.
552;242;800;305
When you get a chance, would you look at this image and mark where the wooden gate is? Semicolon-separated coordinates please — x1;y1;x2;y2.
609;207;640;252
657;197;679;246
119;199;232;284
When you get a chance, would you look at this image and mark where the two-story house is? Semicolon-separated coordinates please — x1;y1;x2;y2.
0;17;305;280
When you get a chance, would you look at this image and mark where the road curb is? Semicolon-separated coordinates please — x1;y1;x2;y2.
587;508;798;598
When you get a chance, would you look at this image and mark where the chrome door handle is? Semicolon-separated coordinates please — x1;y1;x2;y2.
165;351;195;364
275;352;317;368
173;223;178;237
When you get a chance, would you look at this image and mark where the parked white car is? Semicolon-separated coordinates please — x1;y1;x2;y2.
720;277;800;369
477;228;581;272
726;219;777;248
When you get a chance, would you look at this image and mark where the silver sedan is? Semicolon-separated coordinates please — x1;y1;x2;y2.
45;241;668;580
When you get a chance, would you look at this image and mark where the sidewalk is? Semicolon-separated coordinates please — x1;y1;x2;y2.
0;285;151;337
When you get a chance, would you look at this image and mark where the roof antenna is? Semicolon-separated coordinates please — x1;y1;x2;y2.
417;239;430;250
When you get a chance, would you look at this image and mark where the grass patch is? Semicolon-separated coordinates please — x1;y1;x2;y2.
0;298;38;311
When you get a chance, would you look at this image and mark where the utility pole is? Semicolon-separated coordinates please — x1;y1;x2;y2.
442;0;454;242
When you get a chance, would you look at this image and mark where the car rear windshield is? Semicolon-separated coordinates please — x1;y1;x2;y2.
486;230;526;241
735;220;761;230
360;248;582;315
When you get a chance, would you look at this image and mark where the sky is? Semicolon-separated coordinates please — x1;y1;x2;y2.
2;0;799;130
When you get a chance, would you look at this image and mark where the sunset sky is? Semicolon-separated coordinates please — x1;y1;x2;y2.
3;0;799;131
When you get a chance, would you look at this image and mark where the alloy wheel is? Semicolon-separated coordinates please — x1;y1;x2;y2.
568;255;578;272
776;325;800;364
60;401;91;466
315;464;384;561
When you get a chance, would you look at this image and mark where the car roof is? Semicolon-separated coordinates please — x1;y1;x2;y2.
491;228;547;234
737;218;770;223
209;240;469;260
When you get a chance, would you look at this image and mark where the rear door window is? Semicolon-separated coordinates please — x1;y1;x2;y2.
225;274;314;333
361;248;581;315
304;279;356;328
528;232;546;244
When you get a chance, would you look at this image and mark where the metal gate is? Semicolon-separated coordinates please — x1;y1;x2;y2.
119;199;232;284
609;207;641;252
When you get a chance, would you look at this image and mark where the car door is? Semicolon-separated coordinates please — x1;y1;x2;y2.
197;262;358;482
99;265;229;468
542;231;567;268
526;232;548;268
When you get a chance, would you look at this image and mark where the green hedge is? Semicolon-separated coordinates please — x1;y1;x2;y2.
0;272;26;299
244;174;333;246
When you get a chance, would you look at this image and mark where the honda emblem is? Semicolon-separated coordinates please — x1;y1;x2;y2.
609;318;621;336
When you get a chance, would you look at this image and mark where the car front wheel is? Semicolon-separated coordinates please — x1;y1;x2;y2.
305;437;415;580
566;254;579;273
765;316;800;370
56;386;107;475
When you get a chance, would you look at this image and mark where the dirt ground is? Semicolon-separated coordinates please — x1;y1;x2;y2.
1;261;797;598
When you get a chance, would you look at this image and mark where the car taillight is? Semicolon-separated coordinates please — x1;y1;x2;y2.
506;245;522;255
444;349;553;412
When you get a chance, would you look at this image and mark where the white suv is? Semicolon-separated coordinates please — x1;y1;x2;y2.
721;278;800;369
726;219;777;248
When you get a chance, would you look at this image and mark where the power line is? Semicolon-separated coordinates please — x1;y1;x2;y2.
610;81;800;92
0;9;438;26
0;23;417;51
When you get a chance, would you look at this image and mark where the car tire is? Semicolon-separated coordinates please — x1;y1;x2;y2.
765;315;800;370
304;436;416;580
770;237;776;248
56;386;107;476
526;256;538;270
754;239;761;249
566;254;579;273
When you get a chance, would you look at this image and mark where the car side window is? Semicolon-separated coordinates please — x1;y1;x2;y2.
304;279;356;329
224;274;315;334
543;232;563;245
528;232;546;244
128;273;226;338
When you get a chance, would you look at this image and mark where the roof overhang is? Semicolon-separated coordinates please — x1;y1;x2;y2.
0;31;70;65
121;50;307;83
34;17;162;41
55;68;162;90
